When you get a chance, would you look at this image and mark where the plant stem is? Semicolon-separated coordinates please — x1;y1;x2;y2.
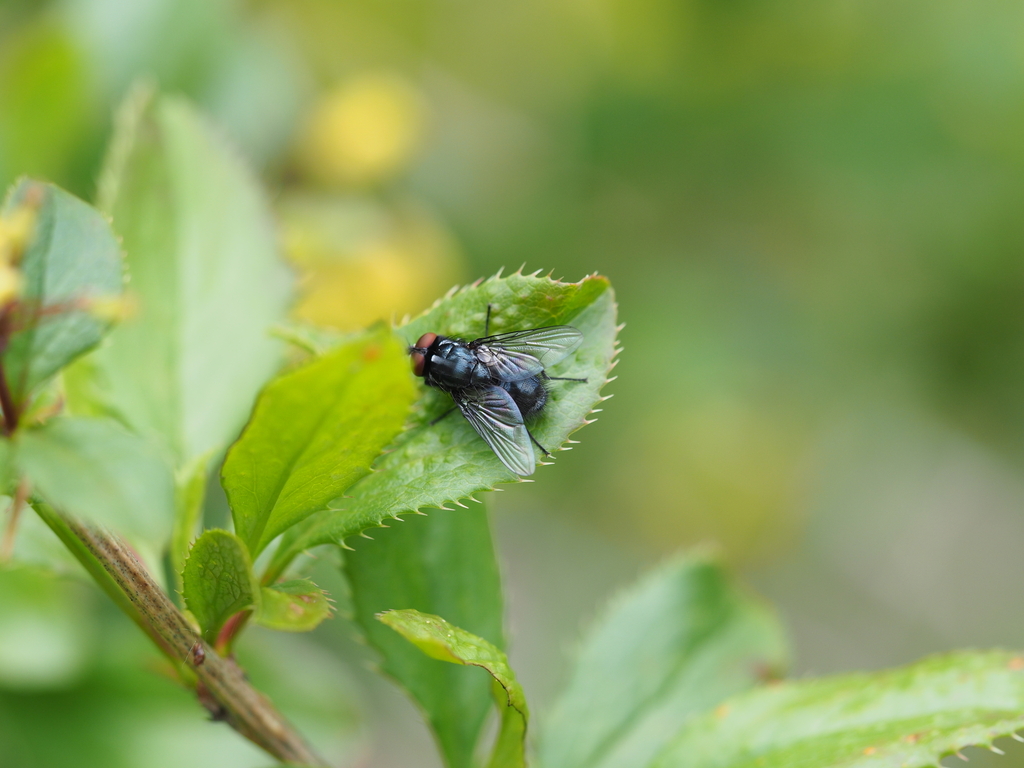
1;477;30;562
0;307;17;435
0;361;15;435
34;502;173;656
35;504;329;766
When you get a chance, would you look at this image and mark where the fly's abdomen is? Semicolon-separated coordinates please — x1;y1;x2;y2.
504;376;548;420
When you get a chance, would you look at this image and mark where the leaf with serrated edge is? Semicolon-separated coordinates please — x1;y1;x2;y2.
346;506;504;768
538;551;788;768
15;416;174;544
268;271;618;576
651;650;1024;768
171;451;213;595
2;180;123;410
64;86;292;467
256;579;332;632
223;327;415;557
182;529;259;644
379;609;528;768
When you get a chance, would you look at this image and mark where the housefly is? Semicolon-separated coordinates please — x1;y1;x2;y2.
409;305;587;476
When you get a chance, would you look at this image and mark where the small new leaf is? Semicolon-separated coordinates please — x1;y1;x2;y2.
379;609;528;768
182;529;259;644
652;650;1024;768
1;180;123;410
256;579;332;633
223;326;415;557
171;451;213;594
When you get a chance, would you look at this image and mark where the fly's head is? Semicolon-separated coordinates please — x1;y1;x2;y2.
409;332;439;377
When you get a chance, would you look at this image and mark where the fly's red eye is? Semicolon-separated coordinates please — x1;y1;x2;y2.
411;332;437;377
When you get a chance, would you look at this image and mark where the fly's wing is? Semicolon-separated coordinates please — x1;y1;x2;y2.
471;326;583;382
454;385;535;476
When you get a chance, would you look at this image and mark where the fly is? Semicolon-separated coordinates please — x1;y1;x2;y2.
409;305;587;476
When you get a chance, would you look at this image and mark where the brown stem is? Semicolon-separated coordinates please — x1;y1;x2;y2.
0;369;16;435
63;518;329;766
0;307;17;435
1;477;29;562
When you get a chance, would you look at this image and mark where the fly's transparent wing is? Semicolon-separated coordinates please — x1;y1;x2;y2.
454;385;535;476
471;326;583;382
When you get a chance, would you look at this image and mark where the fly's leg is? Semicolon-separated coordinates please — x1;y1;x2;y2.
542;372;588;383
484;304;493;336
430;406;457;426
525;427;551;456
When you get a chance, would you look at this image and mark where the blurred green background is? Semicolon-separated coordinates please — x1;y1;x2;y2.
4;0;1024;765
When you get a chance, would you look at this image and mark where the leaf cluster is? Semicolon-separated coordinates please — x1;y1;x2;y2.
2;85;1023;768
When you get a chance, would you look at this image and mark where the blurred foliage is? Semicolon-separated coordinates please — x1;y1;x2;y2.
0;586;361;767
5;0;1024;764
539;552;788;768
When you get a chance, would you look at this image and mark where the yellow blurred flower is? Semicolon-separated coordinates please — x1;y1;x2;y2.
0;262;20;307
0;203;37;306
280;193;460;330
0;205;36;265
85;294;137;324
297;73;426;187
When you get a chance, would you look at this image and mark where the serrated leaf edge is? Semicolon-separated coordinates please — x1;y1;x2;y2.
265;271;619;575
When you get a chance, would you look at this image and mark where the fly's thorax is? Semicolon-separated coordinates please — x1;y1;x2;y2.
423;337;489;390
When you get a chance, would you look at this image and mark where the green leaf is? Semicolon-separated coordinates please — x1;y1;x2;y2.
345;506;504;768
171;451;213;595
269;271;618;571
379;609;528;768
182;529;259;644
223;326;416;557
652;650;1024;768
64;85;293;466
14;416;174;543
1;179;122;410
256;579;332;632
538;552;789;768
0;438;12;494
270;320;357;356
